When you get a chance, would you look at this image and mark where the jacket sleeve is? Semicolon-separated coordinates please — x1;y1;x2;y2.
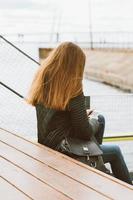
68;92;93;140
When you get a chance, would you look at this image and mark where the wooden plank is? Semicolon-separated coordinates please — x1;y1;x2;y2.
0;157;71;200
0;141;109;200
0;177;32;200
0;128;133;200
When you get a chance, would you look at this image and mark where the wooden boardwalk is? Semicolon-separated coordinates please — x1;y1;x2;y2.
0;128;133;200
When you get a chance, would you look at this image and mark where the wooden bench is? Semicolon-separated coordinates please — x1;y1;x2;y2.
0;128;133;200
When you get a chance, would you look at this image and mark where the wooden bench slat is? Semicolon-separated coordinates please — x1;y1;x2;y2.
0;141;109;200
0;128;133;200
0;177;32;200
0;157;71;200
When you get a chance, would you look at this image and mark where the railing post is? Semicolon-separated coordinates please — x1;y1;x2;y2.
88;0;93;49
56;32;59;43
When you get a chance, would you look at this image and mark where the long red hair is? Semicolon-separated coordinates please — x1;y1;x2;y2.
27;42;86;110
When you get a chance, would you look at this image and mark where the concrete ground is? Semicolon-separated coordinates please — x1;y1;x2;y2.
84;49;133;92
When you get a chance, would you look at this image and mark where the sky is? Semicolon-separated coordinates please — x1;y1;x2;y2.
0;0;87;33
0;0;133;35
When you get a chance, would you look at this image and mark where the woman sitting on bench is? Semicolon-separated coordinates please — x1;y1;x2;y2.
27;42;132;185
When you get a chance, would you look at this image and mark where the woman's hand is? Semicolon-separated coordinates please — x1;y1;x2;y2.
86;109;94;116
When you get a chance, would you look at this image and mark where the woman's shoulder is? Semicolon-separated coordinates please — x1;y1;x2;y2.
35;102;60;113
69;92;84;102
68;92;85;109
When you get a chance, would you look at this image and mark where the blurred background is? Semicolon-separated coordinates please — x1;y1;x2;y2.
0;0;133;173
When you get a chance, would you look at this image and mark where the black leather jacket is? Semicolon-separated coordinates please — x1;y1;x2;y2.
35;93;98;149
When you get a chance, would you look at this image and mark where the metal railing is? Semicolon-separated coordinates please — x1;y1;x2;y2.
0;35;133;139
2;32;133;49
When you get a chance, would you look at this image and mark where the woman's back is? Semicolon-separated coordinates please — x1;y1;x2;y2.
36;92;94;149
36;103;71;149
